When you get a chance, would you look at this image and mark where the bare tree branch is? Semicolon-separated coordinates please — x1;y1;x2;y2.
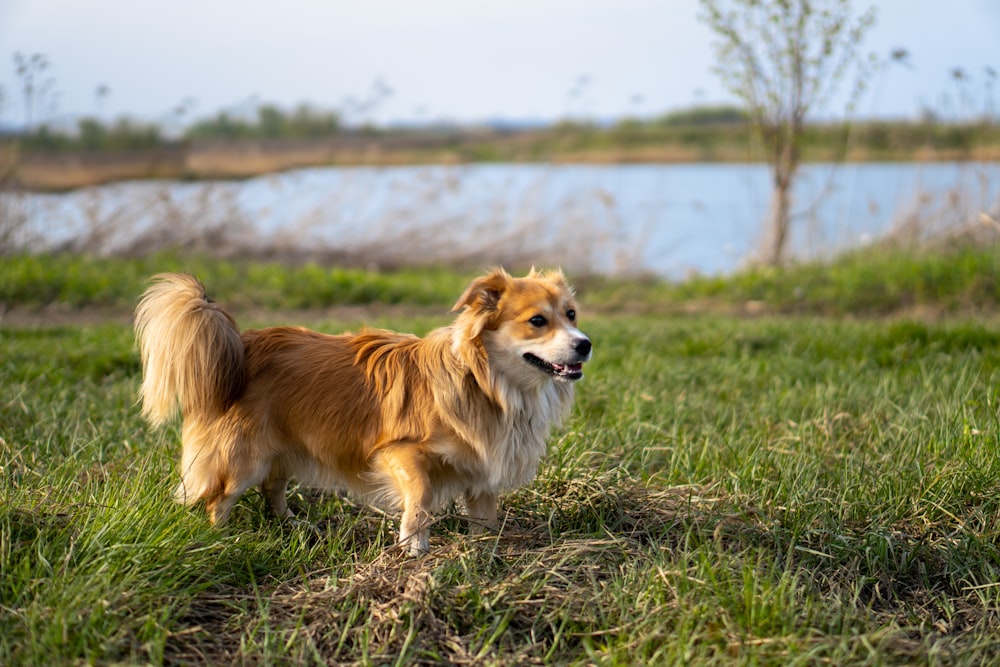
699;0;877;265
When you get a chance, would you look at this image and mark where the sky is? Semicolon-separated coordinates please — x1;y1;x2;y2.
1;0;997;129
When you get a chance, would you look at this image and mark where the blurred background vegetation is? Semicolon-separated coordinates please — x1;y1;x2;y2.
5;102;999;168
0;0;997;310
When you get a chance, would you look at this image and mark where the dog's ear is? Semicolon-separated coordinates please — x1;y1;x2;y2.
528;266;573;294
452;267;511;314
452;268;511;338
543;268;571;292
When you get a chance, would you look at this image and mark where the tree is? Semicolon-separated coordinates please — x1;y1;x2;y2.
257;104;286;138
13;52;51;130
699;0;877;265
78;117;107;150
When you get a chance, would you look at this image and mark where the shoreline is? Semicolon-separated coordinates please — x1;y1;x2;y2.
5;140;1000;192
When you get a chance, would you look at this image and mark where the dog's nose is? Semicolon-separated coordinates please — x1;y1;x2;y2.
575;338;592;358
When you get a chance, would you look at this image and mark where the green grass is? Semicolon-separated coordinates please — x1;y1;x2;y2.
584;241;1000;316
0;253;474;311
4;301;1000;664
3;240;998;316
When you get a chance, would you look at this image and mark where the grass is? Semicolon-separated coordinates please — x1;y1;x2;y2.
0;253;474;312
2;237;999;317
4;258;1000;665
582;239;1000;316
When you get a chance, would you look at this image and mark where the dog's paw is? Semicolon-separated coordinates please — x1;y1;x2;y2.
403;533;430;557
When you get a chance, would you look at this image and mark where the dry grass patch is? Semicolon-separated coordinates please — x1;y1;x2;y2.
159;466;1000;665
163;472;726;665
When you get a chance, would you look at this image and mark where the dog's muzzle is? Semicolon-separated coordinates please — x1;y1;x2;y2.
523;336;592;382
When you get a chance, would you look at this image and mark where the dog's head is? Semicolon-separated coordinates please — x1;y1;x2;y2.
453;267;592;386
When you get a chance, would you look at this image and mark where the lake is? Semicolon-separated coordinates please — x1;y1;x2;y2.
8;161;999;278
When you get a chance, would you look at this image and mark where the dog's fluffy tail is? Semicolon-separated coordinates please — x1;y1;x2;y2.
134;273;246;427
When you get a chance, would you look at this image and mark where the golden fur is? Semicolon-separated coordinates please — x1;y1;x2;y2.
134;268;591;554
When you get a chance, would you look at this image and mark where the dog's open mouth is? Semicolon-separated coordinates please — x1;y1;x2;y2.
523;353;584;381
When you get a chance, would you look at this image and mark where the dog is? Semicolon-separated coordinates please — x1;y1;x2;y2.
134;268;591;555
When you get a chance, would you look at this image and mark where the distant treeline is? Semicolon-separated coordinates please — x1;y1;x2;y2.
580;115;1000;161
6;104;344;152
4;104;999;163
17;117;165;152
185;104;341;141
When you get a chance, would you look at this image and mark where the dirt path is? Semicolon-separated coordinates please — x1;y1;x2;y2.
0;303;452;329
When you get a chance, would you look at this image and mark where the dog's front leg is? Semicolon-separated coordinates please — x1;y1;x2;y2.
464;491;498;535
399;498;433;556
378;445;434;556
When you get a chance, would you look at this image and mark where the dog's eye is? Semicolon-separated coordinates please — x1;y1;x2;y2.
566;309;576;321
529;315;548;327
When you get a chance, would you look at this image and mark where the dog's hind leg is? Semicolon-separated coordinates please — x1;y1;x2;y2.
205;452;271;526
198;433;271;526
204;475;258;526
175;419;221;507
261;460;295;519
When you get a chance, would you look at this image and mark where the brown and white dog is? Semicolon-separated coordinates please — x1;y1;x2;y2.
134;268;591;554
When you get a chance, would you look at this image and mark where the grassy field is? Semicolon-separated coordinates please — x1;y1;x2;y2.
3;253;1000;664
2;237;999;316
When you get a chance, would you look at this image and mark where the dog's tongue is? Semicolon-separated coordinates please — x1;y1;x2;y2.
554;362;583;373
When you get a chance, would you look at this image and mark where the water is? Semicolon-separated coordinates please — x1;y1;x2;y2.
8;162;999;277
